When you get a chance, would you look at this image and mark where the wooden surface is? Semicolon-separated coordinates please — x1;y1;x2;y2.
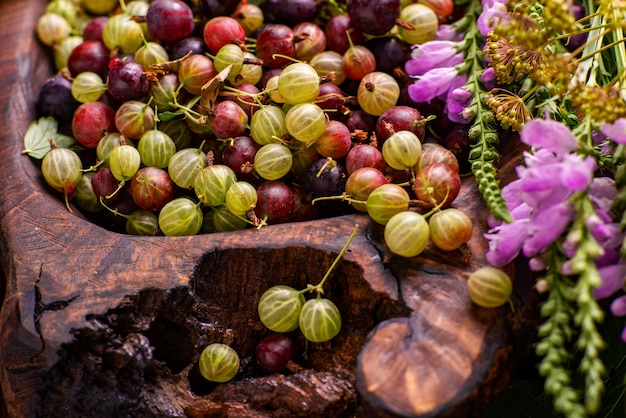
0;1;539;417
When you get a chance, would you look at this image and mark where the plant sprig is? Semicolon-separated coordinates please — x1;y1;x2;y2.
455;0;513;223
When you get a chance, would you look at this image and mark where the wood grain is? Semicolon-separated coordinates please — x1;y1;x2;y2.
0;1;539;417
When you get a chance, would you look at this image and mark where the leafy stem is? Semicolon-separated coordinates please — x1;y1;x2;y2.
568;192;607;415
536;189;608;418
459;0;512;223
536;261;587;418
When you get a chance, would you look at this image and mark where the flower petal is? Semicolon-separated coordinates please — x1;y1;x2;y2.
477;1;508;36
560;154;595;191
600;119;626;144
480;67;497;91
435;24;464;41
522;202;573;257
405;41;463;75
407;67;460;103
484;219;530;266
594;263;626;299
520;118;579;155
610;295;626;317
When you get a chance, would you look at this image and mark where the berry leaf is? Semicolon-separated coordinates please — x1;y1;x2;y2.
22;116;78;159
157;109;184;122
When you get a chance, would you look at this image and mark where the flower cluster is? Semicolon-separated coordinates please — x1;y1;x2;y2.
405;38;470;124
404;0;509;124
485;118;626;342
405;0;626;414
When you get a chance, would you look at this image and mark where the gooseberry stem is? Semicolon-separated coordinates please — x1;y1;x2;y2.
307;224;359;294
99;197;130;219
64;190;73;213
105;180;126;200
507;298;515;313
311;193;364;206
271;53;302;64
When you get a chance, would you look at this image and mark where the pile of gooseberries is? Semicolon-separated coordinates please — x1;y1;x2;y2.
28;0;509;387
31;0;473;260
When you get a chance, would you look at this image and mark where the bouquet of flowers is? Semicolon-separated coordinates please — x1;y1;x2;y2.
405;0;626;416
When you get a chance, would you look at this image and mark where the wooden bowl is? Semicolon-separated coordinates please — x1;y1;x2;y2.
0;1;539;417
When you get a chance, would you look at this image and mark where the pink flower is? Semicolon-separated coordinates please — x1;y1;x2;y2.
560;154;596;191
484;117;606;270
407;67;461;102
477;0;509;36
588;177;617;211
485;218;530;266
445;87;473;123
405;41;464;75
600;118;626;144
611;295;626;316
520;118;579;155
609;295;626;343
595;263;626;299
522;202;573;257
481;67;497;90
435;24;464;41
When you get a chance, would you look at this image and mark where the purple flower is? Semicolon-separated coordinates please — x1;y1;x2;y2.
560;154;596;191
595;263;626;299
586;213;613;242
520;118;579;155
485;218;530;266
529;257;547;271
609;293;626;343
435;24;464;41
600;118;626;144
477;0;509;36
501;179;524;212
513;151;575;209
484;117;603;268
405;41;464;75
444;87;473;123
522;202;573;257
481;67;497;90
611;295;626;316
588;177;617;211
407;67;461;103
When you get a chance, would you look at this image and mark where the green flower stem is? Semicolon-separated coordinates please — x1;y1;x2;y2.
569;192;606;415
458;0;512;223
536;190;608;418
536;263;586;418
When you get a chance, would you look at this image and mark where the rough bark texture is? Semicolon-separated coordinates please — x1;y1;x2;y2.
0;1;540;417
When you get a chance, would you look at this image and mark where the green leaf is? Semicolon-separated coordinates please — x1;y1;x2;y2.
22;117;78;159
53;133;78;149
157;110;184;122
23;117;58;159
